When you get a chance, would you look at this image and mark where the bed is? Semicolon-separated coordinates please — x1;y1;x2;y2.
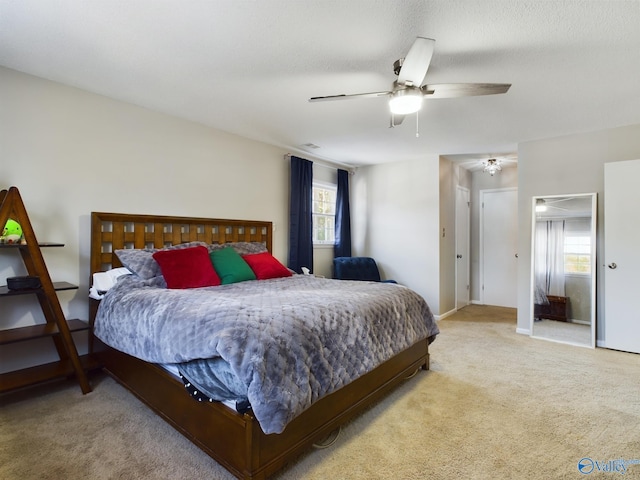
89;211;438;479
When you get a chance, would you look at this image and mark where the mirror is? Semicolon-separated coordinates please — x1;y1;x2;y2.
530;193;596;347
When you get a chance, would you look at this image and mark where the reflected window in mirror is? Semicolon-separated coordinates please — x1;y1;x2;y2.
564;219;592;275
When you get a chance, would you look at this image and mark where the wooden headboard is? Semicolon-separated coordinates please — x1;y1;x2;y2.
90;212;273;275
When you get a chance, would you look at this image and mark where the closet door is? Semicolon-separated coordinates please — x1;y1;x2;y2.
604;159;640;354
456;186;470;310
481;188;518;308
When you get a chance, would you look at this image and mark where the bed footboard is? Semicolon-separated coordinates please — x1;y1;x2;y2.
93;337;429;479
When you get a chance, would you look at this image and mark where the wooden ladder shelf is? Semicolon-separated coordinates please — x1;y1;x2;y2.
0;186;92;394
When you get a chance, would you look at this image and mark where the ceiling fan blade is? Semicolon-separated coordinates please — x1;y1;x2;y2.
421;83;511;99
309;91;392;102
397;37;435;87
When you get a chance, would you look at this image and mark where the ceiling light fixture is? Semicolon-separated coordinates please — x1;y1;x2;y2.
482;158;502;176
535;199;547;212
388;86;423;115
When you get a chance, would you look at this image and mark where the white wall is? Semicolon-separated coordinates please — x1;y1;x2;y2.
351;157;440;313
0;67;297;371
517;123;640;340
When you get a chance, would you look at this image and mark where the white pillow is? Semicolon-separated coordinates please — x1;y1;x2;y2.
89;267;132;299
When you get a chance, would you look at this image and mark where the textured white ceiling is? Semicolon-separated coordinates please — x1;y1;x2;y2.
1;0;639;168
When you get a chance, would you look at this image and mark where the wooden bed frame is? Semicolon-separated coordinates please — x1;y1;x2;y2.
89;211;430;480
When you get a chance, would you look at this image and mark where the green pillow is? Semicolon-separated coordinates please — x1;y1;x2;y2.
210;246;257;285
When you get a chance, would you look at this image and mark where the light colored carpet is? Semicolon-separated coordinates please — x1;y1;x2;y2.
2;305;639;479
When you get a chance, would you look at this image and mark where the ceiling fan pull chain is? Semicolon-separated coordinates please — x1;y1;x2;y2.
416;111;420;138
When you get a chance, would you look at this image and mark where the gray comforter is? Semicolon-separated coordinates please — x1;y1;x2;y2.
94;274;438;434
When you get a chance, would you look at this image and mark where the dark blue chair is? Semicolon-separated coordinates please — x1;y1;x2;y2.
332;257;397;283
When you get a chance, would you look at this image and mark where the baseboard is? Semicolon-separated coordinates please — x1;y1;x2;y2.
434;308;457;321
516;328;531;335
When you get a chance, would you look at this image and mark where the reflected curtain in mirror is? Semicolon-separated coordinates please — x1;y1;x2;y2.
534;220;565;305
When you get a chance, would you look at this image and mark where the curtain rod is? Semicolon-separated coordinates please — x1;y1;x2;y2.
284;153;355;173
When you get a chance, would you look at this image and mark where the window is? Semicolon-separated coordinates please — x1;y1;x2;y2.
564;234;591;274
312;184;336;245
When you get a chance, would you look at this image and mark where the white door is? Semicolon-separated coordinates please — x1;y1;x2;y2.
481;188;518;308
604;159;640;353
456;186;470;309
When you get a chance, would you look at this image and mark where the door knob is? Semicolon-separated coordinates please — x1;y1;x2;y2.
456;254;462;259
608;262;617;269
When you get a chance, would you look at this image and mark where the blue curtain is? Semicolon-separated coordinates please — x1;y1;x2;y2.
288;156;314;273
334;168;352;257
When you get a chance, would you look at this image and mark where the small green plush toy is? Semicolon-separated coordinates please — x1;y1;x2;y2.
1;219;23;244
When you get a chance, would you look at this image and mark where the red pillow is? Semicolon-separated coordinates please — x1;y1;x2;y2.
152;246;221;289
242;252;292;280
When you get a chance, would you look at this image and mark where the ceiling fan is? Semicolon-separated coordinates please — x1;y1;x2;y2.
309;37;511;127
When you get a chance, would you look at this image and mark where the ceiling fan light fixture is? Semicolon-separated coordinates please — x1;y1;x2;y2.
389;87;423;115
535;199;547;212
309;36;511;128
